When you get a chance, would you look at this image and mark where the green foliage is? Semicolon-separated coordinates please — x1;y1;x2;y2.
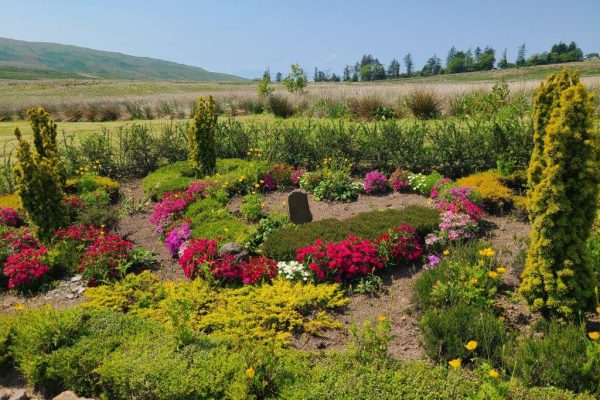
420;304;508;366
313;172;362;202
189;96;217;177
413;244;501;311
508;320;600;394
244;214;287;255
240;193;264;222
408;171;443;196
185;197;254;244
267;94;296;118
263;206;439;260
283;64;307;93
587;232;600;278
13;108;69;239
520;69;599;318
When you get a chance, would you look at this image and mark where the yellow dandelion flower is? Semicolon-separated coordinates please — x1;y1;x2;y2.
488;369;500;378
252;191;256;195
260;180;265;184
488;271;498;279
469;277;478;285
448;358;461;368
224;228;229;232
479;247;495;257
377;315;387;322
255;184;260;188
496;267;506;274
464;340;478;351
478;259;485;267
443;249;450;256
596;306;600;314
588;331;600;340
246;367;256;378
14;304;25;311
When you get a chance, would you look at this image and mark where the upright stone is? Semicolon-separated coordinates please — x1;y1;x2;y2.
288;189;312;224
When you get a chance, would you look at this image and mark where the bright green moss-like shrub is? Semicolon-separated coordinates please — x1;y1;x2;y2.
83;271;348;344
456;170;516;212
520;69;599;319
263;206;439;261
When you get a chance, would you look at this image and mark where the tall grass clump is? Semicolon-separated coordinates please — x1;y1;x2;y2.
520;69;599;319
267;94;295;118
405;89;442;119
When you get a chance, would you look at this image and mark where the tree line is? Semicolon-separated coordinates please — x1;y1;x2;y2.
293;41;593;82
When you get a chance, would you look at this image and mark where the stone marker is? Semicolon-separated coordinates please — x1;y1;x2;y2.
288;189;312;224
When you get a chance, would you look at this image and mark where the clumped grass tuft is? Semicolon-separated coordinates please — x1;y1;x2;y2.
404;89;442;119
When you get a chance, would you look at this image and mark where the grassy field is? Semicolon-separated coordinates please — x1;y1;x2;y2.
1;60;599;122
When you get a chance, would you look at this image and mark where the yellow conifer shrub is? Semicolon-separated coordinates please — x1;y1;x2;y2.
520;69;599;318
189;96;217;177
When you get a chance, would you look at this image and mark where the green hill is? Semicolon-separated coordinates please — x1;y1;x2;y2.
0;37;244;81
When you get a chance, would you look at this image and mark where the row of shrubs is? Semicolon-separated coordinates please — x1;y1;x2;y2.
0;82;532;122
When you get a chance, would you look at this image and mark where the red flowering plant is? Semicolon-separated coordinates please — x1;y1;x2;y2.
433;186;484;221
178;238;220;279
390;168;411;192
376;224;424;266
296;236;383;283
266;164;295;189
242;256;278;284
78;233;134;285
3;246;50;290
49;225;104;276
2;228;40;253
291;168;306;186
0;207;24;227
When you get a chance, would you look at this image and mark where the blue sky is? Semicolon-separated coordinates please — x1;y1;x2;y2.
2;0;599;78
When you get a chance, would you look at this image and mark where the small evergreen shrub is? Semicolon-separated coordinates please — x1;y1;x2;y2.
189;96;217;176
13;108;69;239
456;170;516;212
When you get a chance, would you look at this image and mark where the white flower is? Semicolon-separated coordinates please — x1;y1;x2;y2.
277;261;312;282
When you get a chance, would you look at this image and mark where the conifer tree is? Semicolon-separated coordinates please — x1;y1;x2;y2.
188;96;217;176
520;69;599;318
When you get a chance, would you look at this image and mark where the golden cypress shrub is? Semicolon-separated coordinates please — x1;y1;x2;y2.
520;69;599;318
188;96;217;176
13;108;68;239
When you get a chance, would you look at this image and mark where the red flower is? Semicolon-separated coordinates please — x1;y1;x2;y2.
3;246;49;289
376;224;423;265
79;234;133;284
178;238;220;279
54;225;102;244
242;256;277;284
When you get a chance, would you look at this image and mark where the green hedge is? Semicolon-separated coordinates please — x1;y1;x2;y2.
262;206;440;261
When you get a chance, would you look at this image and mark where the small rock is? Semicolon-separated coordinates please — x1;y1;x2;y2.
219;242;249;262
66;293;76;300
70;275;82;282
0;388;12;400
8;389;28;400
77;287;85;294
52;391;88;400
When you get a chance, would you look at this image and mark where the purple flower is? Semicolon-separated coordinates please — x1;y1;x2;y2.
165;223;191;258
425;254;441;269
363;170;389;194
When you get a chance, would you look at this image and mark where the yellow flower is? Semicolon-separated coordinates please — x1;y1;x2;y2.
469;277;478;285
255;184;260;188
260;180;265;184
499;316;506;322
246;367;256;378
224;228;229;232
464;340;478;351
479;247;495;257
14;304;25;311
443;249;450;256
488;271;498;279
377;315;387;322
588;331;600;340
488;369;500;378
496;267;506;274
448;358;461;368
596;306;600;314
478;259;485;267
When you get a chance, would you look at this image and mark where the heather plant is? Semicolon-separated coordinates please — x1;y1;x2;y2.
13;108;69;239
363;170;390;194
520;69;599;319
189;96;217;176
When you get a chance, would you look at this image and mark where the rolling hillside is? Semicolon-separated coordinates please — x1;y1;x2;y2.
0;37;243;81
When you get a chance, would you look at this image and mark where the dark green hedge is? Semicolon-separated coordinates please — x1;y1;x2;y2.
262;206;439;261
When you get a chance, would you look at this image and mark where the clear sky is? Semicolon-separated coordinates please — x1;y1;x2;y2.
2;0;599;78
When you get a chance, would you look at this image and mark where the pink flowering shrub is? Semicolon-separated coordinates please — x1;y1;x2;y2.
425;211;478;251
363;170;389;194
0;207;23;227
165;222;191;257
150;195;187;234
261;173;277;191
296;236;383;282
433;186;484;220
376;224;424;265
179;238;278;285
291;168;307;186
390;168;411;192
3;246;50;290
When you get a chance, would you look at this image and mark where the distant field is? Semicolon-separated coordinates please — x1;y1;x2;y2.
1;60;599;123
